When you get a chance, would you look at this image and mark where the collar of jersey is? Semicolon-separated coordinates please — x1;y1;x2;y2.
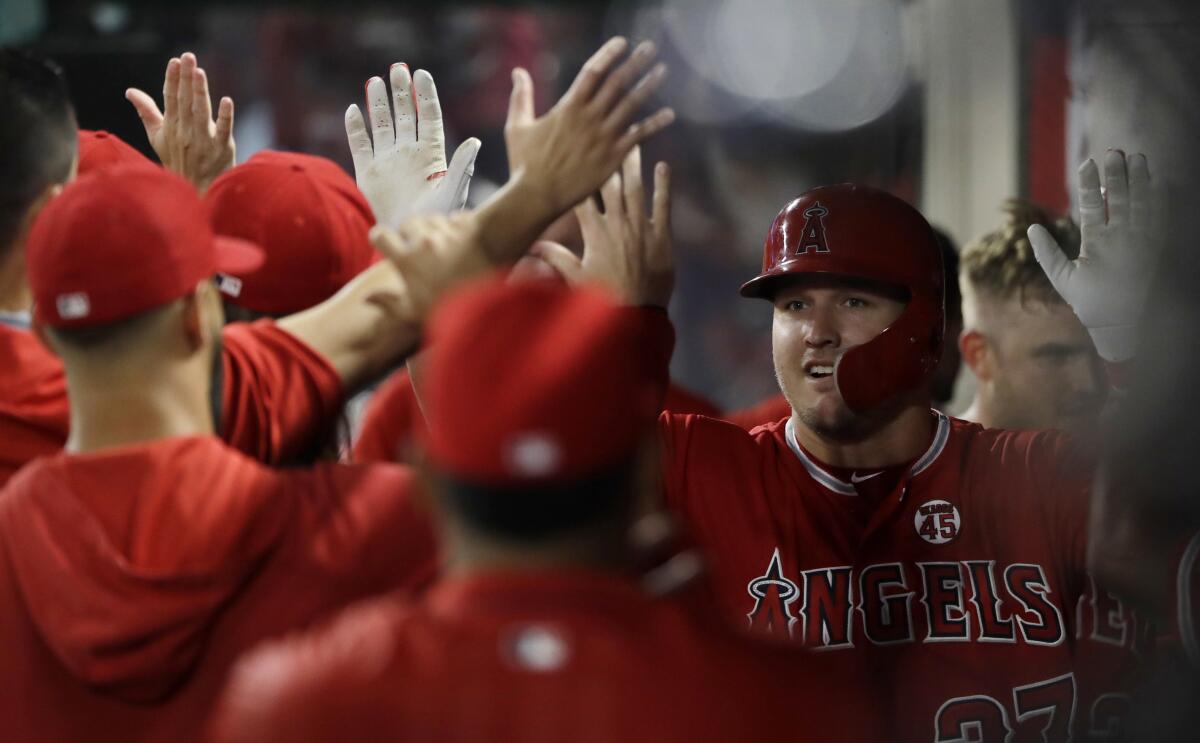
784;410;950;496
0;310;31;330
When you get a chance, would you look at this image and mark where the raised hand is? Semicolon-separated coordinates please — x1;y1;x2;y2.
126;52;235;192
532;147;673;307
346;64;481;229
503;37;674;218
1027;150;1156;362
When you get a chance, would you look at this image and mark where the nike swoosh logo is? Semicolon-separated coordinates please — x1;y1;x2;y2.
850;471;882;484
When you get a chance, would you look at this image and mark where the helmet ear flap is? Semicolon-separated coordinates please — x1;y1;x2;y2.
835;295;943;413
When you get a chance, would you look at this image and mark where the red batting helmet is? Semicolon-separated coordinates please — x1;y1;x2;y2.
740;184;944;413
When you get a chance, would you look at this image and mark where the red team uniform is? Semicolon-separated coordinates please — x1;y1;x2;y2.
659;410;1149;741
0;438;437;742
0;315;69;485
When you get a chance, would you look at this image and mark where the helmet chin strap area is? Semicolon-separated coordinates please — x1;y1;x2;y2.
836;293;943;413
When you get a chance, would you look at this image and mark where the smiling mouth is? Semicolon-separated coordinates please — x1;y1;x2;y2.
805;364;835;380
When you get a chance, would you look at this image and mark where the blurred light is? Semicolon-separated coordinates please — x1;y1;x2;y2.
91;2;130;35
770;0;909;131
651;0;910;131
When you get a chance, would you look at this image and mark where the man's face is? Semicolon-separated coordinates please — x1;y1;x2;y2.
982;297;1106;434
771;276;907;439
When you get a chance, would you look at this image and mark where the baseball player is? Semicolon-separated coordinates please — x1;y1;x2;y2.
643;154;1156;741
0;167;438;742
211;276;879;743
958;199;1107;436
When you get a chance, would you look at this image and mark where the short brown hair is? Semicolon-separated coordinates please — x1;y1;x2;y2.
960;199;1079;306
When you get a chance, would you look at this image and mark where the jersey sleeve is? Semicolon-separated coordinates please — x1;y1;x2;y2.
632;307;674;410
989;429;1097;581
220;320;344;465
352;369;423;464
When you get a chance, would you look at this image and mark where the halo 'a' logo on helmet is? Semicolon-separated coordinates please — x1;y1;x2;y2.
793;201;831;256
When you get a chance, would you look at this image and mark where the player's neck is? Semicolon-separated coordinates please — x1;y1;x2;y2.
63;361;215;453
792;404;935;470
0;247;31;314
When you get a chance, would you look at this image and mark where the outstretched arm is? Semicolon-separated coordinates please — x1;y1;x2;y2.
126;52;235;192
275;63;484;393
279;38;673;396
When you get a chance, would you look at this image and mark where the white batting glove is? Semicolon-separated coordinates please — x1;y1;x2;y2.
1027;150;1156;362
346;64;481;229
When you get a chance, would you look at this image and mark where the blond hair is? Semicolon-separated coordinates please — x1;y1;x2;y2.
960;200;1080;315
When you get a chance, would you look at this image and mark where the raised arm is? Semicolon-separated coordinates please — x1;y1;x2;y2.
126;52;235;192
346;63;481;228
283;38;672;395
274;63;483;392
532;145;674;309
471;36;674;268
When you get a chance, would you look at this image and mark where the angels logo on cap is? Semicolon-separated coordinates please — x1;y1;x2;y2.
915;500;960;545
796;202;830;255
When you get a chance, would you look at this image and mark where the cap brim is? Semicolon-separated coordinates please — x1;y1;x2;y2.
739;267;911;302
214;235;265;275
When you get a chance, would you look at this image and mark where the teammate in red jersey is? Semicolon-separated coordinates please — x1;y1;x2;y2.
0;166;439;743
212;276;877;743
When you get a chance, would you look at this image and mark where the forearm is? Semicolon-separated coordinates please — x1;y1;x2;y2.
277;261;420;394
472;171;562;269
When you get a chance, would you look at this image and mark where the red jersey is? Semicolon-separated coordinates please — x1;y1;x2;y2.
0;316;68;486
353;367;738;464
0;436;437;742
211;570;880;743
0;318;342;484
660;411;1150;742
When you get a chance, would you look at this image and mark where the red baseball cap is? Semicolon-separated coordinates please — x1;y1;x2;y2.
76;129;157;176
27;166;263;329
203;150;378;316
420;276;661;486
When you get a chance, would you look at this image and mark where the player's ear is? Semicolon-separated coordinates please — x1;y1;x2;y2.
959;329;993;381
15;183;65;243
